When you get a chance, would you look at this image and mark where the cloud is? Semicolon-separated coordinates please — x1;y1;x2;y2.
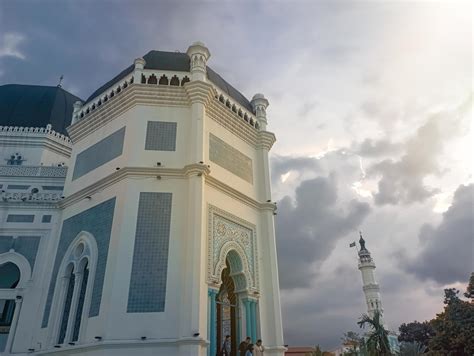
0;33;26;60
275;173;370;289
369;97;472;205
353;138;402;158
403;183;474;285
271;155;322;184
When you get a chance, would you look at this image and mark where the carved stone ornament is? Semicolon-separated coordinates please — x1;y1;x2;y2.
207;205;259;292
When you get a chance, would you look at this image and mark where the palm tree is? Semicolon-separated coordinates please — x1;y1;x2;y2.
357;310;392;355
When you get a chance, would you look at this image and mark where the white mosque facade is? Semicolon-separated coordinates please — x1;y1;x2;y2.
0;42;285;356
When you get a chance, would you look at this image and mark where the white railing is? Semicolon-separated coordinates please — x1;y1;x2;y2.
0;124;71;143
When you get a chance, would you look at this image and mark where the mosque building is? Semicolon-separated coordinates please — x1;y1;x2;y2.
0;42;285;356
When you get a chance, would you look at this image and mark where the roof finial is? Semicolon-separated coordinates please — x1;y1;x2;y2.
57;75;64;88
359;231;366;250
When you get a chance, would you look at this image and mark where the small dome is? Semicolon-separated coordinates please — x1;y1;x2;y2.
252;93;266;101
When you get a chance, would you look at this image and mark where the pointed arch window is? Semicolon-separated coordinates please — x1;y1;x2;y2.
50;234;97;347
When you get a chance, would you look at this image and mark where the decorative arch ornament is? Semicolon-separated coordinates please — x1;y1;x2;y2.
0;252;32;289
207;205;259;292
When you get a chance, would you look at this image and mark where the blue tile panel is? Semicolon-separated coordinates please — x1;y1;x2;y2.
72;265;89;342
7;184;30;190
42;215;52;223
0;236;13;253
13;236;40;269
41;198;116;327
127;192;172;313
72;127;125;180
6;214;34;223
0;332;8;352
58;272;75;344
0;236;40;270
144;121;177;151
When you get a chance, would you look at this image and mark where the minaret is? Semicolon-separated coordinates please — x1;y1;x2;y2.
357;233;384;323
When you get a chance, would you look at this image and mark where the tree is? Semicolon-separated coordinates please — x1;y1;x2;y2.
398;321;435;349
427;287;474;355
464;272;474;301
357;310;392;356
399;341;427;356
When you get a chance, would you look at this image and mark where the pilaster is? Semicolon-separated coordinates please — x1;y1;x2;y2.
180;44;212;356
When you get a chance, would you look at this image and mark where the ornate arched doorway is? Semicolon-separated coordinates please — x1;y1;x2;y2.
216;259;239;355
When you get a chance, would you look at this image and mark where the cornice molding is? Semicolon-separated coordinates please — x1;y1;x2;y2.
0;136;72;157
205;175;275;211
59;164;210;208
67;85;190;143
183;80;215;105
257;131;276;151
207;101;259;147
59;164;275;212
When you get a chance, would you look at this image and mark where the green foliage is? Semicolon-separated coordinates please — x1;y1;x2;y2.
357;310;392;355
398;321;435;348
399;341;427;356
427;287;474;355
464;272;474;300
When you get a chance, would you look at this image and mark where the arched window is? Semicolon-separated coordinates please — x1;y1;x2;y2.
147;74;158;85
158;75;169;85
141;74;146;84
181;76;190;86
170;76;179;86
50;234;97;346
0;263;20;289
57;264;74;344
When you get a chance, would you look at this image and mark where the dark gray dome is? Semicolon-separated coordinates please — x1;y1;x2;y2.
0;84;83;135
86;50;253;112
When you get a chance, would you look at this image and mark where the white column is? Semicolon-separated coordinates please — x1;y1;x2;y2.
256;127;285;355
5;296;23;353
251;94;269;131
179;42;213;356
133;57;146;84
48;276;69;347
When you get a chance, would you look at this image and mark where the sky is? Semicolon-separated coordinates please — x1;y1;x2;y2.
0;0;472;350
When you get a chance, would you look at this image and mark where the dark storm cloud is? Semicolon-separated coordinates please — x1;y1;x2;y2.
0;1;212;97
271;155;322;184
275;173;370;289
404;183;474;285
282;266;366;348
368;98;472;205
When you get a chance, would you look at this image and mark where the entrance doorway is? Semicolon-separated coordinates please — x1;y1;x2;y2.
216;260;239;355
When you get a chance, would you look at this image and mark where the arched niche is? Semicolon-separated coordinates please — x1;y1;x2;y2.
0;252;32;289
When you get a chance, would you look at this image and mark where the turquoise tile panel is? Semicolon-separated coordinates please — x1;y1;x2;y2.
72;127;125;180
144;121;177;151
41;198;115;327
127;192;172;312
